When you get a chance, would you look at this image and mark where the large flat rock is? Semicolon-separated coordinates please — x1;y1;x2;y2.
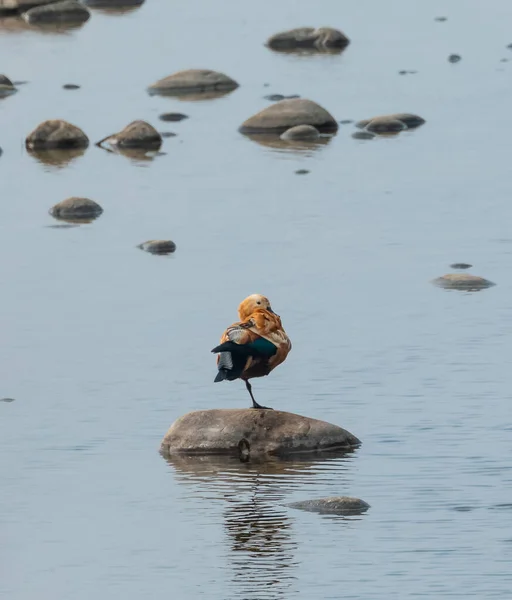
160;409;360;458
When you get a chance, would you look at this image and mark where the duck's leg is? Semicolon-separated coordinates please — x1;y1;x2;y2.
245;380;273;410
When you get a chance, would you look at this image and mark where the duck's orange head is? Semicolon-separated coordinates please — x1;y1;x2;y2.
238;294;275;320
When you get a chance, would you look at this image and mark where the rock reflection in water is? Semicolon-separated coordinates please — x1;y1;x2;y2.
165;451;356;600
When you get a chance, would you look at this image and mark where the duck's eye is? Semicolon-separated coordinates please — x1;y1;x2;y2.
257;301;261;304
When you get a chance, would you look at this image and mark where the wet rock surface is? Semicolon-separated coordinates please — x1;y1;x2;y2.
49;197;103;222
240;98;338;134
148;69;239;96
448;54;462;63
26;119;89;149
287;496;370;515
0;0;54;11
366;117;406;134
138;240;176;255
280;124;320;141
0;74;16;96
266;27;350;52
432;273;495;291
160;409;361;458
22;0;90;24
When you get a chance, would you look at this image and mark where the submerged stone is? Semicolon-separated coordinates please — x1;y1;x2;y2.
280;124;320;141
264;94;300;101
160;409;360;458
148;69;238;96
138;240;176;255
159;112;188;122
266;27;350;51
0;74;16;96
26;119;89;149
432;273;495;291
356;113;425;130
450;263;472;270
366;117;406;134
352;131;375;140
287;496;370;515
63;83;80;89
22;0;90;23
240;98;338;134
448;54;461;63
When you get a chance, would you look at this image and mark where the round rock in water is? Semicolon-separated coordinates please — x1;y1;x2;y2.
352;131;375;140
26;120;89;149
49;197;103;222
280;124;320;141
148;69;239;96
22;0;90;23
366;117;406;134
448;54;461;63
138;240;176;255
287;496;370;515
266;27;350;51
101;120;162;149
240;98;338;134
450;262;472;270
0;397;15;403
159;112;188;122
432;273;495;291
63;83;80;90
160;409;360;458
356;113;425;129
295;169;310;175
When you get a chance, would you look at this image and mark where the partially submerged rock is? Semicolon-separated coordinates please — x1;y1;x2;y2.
138;240;176;255
450;263;472;270
240;98;338;134
352;131;375;140
280;124;320;141
448;54;461;63
264;94;300;102
62;83;80;90
159;112;188;122
0;74;16;97
266;27;350;52
366;117;406;134
356;113;425;130
432;273;495;291
160;409;360;458
148;69;239;96
22;0;90;24
49;197;103;223
26;119;89;149
287;496;370;515
97;120;162;150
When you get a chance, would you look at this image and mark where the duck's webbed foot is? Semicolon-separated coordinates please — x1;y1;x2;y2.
244;380;274;410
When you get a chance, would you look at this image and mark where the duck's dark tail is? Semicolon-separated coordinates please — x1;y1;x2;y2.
214;369;229;382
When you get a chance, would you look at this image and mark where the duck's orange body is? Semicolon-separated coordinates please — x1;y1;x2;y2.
211;294;291;409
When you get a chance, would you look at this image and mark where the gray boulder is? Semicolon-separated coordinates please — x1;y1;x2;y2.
148;69;239;96
22;0;90;23
26;119;89;149
138;240;176;255
356;113;425;129
160;409;360;458
432;273;495;291
49;197;103;222
267;27;350;51
287;496;370;515
240;98;338;134
280;124;320;141
97;120;162;149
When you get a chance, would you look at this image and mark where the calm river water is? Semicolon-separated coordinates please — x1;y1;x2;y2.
1;0;512;598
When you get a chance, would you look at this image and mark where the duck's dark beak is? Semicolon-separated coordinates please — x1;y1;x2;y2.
268;306;279;316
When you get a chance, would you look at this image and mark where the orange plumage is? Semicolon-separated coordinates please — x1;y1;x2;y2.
211;294;291;409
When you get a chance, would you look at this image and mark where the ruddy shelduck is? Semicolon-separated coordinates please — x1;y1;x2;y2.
211;294;292;409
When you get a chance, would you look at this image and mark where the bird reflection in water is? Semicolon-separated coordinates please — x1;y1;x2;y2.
165;450;356;600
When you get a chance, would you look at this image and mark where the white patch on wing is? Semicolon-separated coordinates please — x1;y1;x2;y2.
227;327;245;343
218;352;233;370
